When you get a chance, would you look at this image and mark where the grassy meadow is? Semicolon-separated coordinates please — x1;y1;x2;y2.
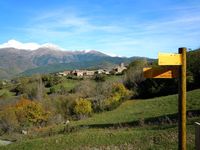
1;89;200;150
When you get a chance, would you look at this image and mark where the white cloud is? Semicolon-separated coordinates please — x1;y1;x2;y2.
0;39;64;50
23;10;124;40
0;39;40;50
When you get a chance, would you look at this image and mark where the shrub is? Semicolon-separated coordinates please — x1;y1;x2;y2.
53;94;78;120
12;76;45;100
123;59;148;97
0;98;51;132
136;78;178;98
90;82;130;112
73;98;92;119
103;93;121;111
74;80;96;98
14;98;50;127
93;74;106;82
101;83;130;111
42;75;64;87
112;83;130;99
49;87;56;94
0;107;19;133
90;81;112;112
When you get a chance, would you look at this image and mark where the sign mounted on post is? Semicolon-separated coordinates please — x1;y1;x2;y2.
143;67;179;78
158;53;182;66
143;48;187;150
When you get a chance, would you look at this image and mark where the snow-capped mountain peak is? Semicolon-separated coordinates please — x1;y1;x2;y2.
40;43;64;51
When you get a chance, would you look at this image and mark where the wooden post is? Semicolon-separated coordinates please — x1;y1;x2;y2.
144;48;187;149
178;47;187;150
196;122;200;150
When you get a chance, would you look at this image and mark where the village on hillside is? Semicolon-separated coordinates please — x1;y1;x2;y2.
56;63;127;77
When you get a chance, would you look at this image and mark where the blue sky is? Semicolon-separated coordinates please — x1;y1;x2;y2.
0;0;200;58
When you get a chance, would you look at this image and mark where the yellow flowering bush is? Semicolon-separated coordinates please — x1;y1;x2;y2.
73;98;92;119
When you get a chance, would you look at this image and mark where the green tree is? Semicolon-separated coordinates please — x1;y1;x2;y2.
42;75;64;87
123;59;148;96
74;80;96;98
187;49;200;87
14;76;45;100
93;74;106;82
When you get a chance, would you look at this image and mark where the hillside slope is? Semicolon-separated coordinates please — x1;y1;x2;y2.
1;89;200;150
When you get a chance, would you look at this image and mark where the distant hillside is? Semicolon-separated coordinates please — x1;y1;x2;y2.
0;47;151;79
20;57;142;76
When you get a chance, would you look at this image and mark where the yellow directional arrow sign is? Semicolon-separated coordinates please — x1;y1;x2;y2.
158;53;182;65
143;67;179;78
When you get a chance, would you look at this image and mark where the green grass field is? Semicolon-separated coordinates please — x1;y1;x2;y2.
0;89;14;98
75;89;200;126
51;79;79;92
1;89;200;150
49;75;123;94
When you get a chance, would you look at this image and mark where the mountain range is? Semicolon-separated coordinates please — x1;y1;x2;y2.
0;42;151;79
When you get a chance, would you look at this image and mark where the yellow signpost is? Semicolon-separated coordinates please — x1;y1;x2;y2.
143;48;187;150
158;53;182;65
143;67;179;78
178;48;187;150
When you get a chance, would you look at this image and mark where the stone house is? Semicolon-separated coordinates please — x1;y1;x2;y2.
113;63;127;74
73;70;85;77
85;70;95;76
95;69;105;74
57;70;71;76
